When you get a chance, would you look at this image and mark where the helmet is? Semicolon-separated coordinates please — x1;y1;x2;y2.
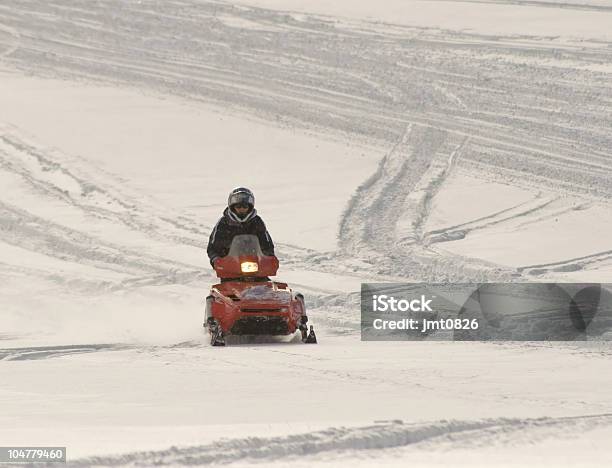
227;187;255;222
228;187;255;209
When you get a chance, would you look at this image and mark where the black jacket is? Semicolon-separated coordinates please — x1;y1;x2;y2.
207;208;275;265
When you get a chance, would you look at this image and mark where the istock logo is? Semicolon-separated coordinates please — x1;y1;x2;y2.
372;294;434;312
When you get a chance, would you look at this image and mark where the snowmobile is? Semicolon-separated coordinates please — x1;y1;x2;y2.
204;234;317;346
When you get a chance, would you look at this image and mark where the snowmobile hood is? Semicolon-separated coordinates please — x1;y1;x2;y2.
215;281;292;304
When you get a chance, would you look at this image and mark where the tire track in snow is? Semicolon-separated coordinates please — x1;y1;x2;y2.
0;21;19;58
424;196;558;245
2;1;611;282
339;125;514;281
0;127;209;247
0;124;315;260
2;0;611;193
519;249;612;275
0;200;199;280
397;135;469;245
0;126;314;291
339;124;447;255
0;127;211;290
0;343;126;361
437;0;612;13
64;413;612;467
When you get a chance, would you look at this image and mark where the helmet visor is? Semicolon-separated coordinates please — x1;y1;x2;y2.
229;192;254;207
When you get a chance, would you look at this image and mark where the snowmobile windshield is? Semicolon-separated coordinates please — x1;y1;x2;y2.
215;234;278;279
227;234;264;258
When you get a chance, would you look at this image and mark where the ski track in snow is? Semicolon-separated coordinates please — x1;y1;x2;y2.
59;414;612;467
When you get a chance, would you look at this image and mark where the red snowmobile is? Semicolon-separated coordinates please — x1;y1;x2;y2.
204;234;317;346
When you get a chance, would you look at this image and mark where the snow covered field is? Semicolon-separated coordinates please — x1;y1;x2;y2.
1;0;612;466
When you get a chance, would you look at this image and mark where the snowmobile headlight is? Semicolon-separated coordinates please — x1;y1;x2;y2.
240;261;259;273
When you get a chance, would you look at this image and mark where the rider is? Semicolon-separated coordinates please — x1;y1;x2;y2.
207;187;275;267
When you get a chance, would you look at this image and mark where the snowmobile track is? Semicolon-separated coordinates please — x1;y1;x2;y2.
64;413;612;467
0;343;125;361
339;124;515;281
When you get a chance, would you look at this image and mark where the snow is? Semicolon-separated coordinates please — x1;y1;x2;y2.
4;339;612;467
423;171;612;279
1;0;612;466
0;73;383;252
235;0;612;42
424;172;538;232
